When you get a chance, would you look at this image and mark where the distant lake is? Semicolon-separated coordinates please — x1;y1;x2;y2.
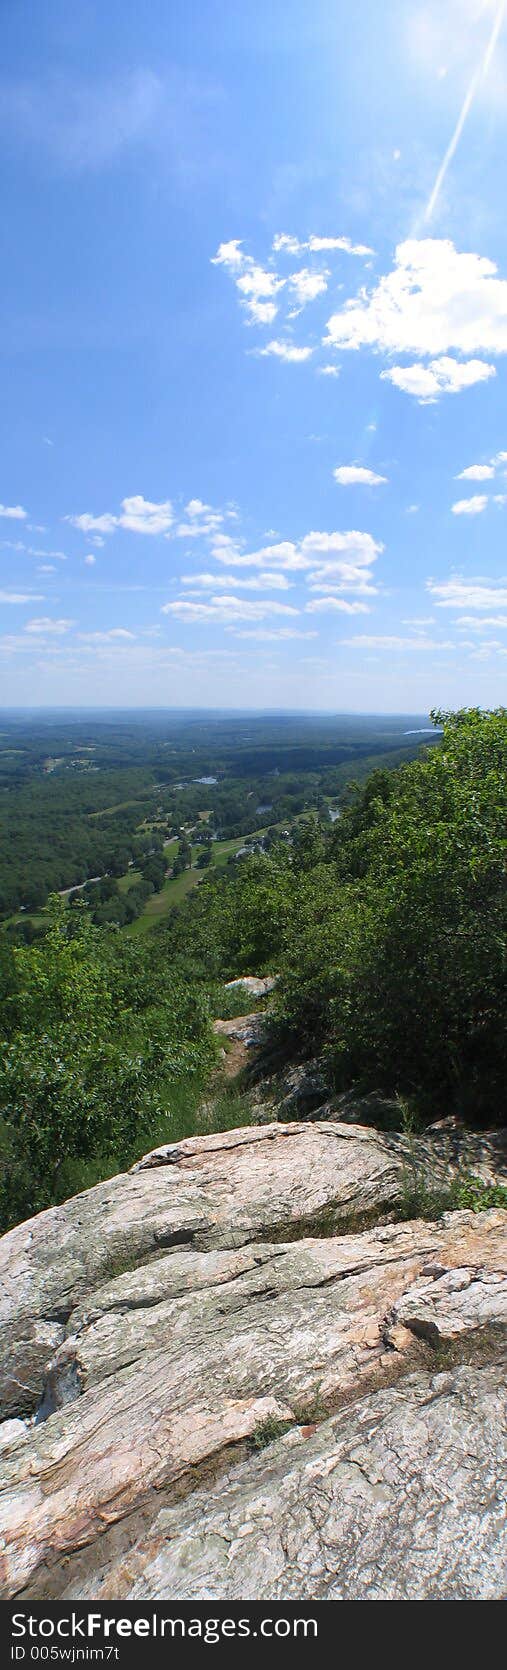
194;775;218;785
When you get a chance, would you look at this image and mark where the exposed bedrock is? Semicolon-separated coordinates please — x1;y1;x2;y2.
0;1120;505;1600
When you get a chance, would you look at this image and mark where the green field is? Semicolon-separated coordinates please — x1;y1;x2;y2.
123;836;253;936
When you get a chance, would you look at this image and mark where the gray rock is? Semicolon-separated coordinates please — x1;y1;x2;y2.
224;977;277;997
213;1014;265;1047
82;1361;506;1601
0;1118;505;1602
273;1059;330;1117
1;1120;505;1423
0;1207;505;1598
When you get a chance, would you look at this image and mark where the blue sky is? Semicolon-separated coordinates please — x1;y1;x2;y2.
1;0;507;711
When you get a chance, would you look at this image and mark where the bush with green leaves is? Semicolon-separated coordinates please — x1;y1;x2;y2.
0;898;215;1230
274;708;507;1123
163;708;506;1126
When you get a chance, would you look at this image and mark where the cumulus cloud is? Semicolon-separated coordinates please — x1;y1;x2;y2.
181;571;291;591
325;237;507;397
257;340;313;362
456;463;495;480
451;494;489;515
175;499;231;538
84;554;96;566
210;530;382;591
213;232;370;346
161;596;299;625
66;496;173;537
0;591;44;603
25;617;74;634
66;511;118;535
381;357;495;402
326;239;507;356
211;241;285;325
333;465;388;486
234;627;317;641
272;233;373;257
342;634;455;651
305;597;370;614
0;504;27;520
455;615;507;630
427;577;507;610
288;267;329;307
119;496;173;535
79;629;135;642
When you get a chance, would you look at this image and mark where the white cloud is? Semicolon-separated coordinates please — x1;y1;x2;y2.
326;239;507;357
84;554;96;566
118;495;173;535
181;571;291;591
381;357;495;402
342;634;455;651
212;539;301;570
325;237;507;396
308;235;373;256
333;465;388;486
455;615;507;630
234;627;317;641
427;577;507;610
79;629;135;642
25;617;74;634
257;340;313;362
37;566;56;575
301;529;382;563
175;499;227;538
307;570;378;595
66;495;173;538
211;239;245;269
235;265;284;326
209;530;382;586
289;267;329;306
0;591;44;603
305;597;370;614
161;596;299;625
0;504;27;520
211;241;285;325
451;494;489;515
66;511;118;534
272;233;373;257
456;463;495;480
27;547;67;560
318;364;341;377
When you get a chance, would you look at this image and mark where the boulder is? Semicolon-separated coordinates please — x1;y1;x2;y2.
213;1014;265;1047
223;976;277;998
72;1361;505;1601
0;1119;505;1601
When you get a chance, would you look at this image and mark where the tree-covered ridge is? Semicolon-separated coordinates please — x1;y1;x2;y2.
162;708;507;1122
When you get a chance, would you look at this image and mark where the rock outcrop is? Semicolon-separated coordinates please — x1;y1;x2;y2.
0;1120;505;1600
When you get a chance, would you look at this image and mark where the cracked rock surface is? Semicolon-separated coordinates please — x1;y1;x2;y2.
0;1120;505;1600
71;1361;505;1602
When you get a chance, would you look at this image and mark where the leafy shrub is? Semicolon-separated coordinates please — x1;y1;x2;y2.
0;898;215;1230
